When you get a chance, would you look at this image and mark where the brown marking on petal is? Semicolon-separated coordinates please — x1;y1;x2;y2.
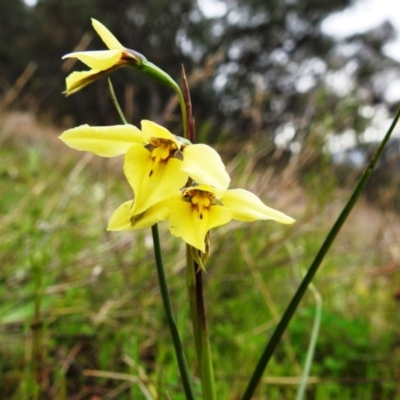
149;170;153;177
200;213;203;219
145;144;155;152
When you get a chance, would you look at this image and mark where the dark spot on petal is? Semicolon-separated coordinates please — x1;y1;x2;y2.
145;144;155;152
200;213;203;219
149;170;153;177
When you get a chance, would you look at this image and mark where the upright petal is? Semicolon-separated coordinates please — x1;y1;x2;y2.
222;189;295;224
59;124;142;157
168;195;232;252
63;49;123;70
124;145;188;215
181;144;230;190
141;120;178;145
91;18;124;50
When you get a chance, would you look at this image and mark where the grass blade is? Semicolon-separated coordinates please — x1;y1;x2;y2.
241;106;400;400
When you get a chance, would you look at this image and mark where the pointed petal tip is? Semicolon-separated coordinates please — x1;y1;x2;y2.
90;18;124;50
280;215;296;225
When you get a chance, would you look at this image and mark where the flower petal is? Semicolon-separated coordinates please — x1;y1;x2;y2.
64;70;103;94
107;200;134;230
222;189;295;224
168;196;232;252
107;199;170;231
59;124;142;157
63;49;123;70
141;120;178;145
124;145;188;215
91;18;124;50
181;144;230;190
130;199;170;229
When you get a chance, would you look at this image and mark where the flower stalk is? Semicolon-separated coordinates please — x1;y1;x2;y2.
151;225;195;400
107;83;195;399
181;66;217;399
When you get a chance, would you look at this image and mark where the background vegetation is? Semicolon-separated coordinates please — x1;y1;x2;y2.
1;0;400;398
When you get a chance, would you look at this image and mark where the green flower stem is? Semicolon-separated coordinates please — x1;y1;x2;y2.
107;79;127;124
107;81;194;398
241;106;400;400
186;247;216;400
109;75;186;134
152;225;195;400
133;60;188;138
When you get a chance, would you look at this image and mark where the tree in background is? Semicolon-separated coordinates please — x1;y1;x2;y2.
1;0;399;146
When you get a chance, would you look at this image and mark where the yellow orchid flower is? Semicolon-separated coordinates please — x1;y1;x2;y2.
63;19;182;96
62;19;141;95
59;120;231;215
108;184;295;253
123;121;230;216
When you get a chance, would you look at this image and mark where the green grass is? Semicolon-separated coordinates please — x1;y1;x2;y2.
1;119;399;399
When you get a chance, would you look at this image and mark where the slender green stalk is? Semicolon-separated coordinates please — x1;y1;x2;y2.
241;106;400;400
295;280;322;400
152;225;195;400
107;80;194;398
107;79;128;125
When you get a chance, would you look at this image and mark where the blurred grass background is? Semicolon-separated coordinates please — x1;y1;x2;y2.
1;111;399;399
2;0;400;398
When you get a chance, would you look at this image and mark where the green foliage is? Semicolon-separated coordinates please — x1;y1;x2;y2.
1;125;399;398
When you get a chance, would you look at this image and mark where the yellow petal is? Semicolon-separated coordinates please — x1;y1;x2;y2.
59;124;142;157
107;200;134;230
91;18;124;50
63;49;123;70
64;70;103;94
168;196;232;252
141;120;178;145
124;145;188;215
222;189;295;224
130;199;170;229
107;199;170;231
181;144;230;190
